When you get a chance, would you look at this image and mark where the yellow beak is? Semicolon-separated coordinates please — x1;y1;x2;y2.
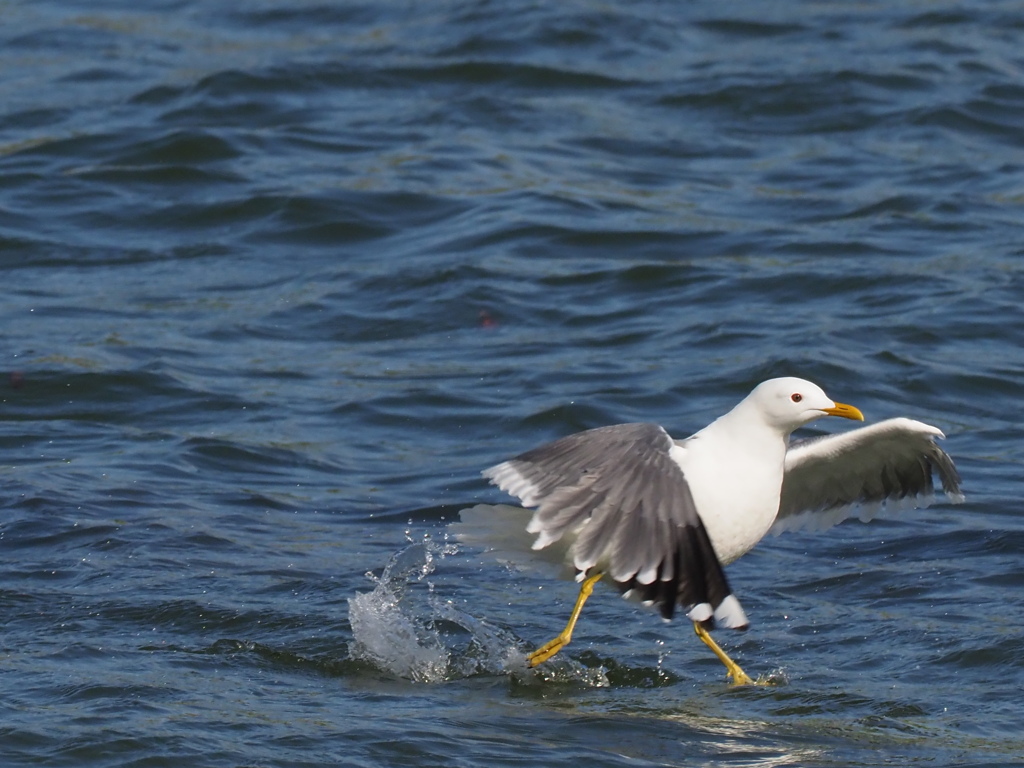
823;402;865;421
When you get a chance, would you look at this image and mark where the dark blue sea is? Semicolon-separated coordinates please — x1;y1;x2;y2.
2;1;1022;766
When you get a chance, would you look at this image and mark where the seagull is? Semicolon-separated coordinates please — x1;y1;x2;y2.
455;377;963;684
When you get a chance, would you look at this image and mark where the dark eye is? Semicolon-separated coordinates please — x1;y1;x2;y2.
791;393;803;403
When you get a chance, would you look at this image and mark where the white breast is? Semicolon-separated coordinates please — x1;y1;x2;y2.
669;427;786;564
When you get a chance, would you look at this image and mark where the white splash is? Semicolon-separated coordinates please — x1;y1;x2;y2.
348;534;611;687
347;536;515;682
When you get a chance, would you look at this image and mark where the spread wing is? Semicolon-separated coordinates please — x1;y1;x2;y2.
772;417;964;534
482;422;747;627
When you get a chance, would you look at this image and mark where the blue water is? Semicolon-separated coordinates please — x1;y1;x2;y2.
2;1;1022;766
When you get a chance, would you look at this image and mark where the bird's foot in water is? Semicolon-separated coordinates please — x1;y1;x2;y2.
726;662;755;686
526;571;604;668
526;636;567;667
727;664;783;687
694;620;776;687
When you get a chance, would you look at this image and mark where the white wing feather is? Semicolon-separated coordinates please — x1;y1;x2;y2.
772;418;963;535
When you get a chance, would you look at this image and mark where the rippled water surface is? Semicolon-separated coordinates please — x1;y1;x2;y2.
2;1;1023;766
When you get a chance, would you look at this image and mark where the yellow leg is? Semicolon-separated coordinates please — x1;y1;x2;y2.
693;621;755;686
526;571;603;667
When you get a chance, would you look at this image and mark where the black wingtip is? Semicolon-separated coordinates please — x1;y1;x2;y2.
613;520;749;631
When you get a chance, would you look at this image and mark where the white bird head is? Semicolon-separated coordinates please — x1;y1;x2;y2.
747;377;864;433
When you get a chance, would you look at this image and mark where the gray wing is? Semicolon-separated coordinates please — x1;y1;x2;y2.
483;423;747;627
772;417;964;534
